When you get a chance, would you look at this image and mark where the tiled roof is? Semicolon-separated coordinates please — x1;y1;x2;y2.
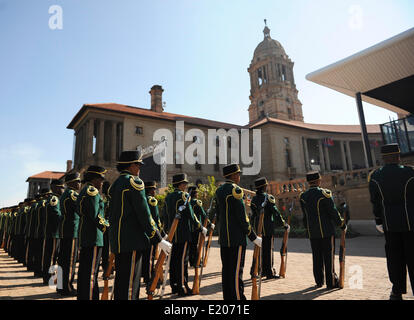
67;103;245;130
249;116;381;134
67;103;381;135
26;171;65;181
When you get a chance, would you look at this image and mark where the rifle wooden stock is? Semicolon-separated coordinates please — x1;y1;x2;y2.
192;219;209;295
339;211;347;289
147;214;180;300
101;252;115;300
279;215;291;278
202;215;216;268
251;210;264;300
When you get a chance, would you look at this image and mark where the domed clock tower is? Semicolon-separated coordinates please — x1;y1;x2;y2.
248;21;304;124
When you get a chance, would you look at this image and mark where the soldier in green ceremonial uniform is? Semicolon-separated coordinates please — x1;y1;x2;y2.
164;173;207;296
76;166;109;300
215;164;262;300
28;193;44;277
9;205;18;259
25;197;37;271
188;185;211;267
42;179;64;285
368;143;414;300
15;201;26;264
58;172;81;296
108;151;171;300
250;177;289;279
8;206;17;258
33;189;50;278
100;180;111;277
300;171;346;289
142;180;166;289
3;208;11;254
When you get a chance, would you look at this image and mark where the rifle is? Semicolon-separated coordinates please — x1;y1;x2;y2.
159;249;172;299
339;203;347;289
279;199;294;278
192;218;209;295
147;193;189;300
201;197;216;269
251;196;267;300
101;252;115;300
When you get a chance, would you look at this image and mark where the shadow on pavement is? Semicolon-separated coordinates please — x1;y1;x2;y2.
263;285;341;300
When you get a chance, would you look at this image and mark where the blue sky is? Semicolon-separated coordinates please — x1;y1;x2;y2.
0;0;413;207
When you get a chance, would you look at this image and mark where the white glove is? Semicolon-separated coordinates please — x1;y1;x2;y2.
210;223;215;230
163;234;169;241
201;227;208;237
253;236;262;248
159;239;172;255
284;223;291;233
376;224;384;234
178;205;186;212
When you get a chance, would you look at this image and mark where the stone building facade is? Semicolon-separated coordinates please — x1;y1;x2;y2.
66;25;383;189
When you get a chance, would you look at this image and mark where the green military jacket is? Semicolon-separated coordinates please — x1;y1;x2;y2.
108;171;161;253
9;211;16;237
251;192;285;237
35;198;47;239
147;195;166;238
300;187;344;239
44;193;62;239
24;202;33;238
77;183;108;248
60;188;80;239
20;206;29;237
215;181;257;247
190;198;209;232
16;206;25;236
368;164;414;232
27;202;39;238
164;189;201;243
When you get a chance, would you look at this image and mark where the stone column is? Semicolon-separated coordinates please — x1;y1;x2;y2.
96;119;105;164
346;141;353;171
340;141;348;171
85;118;94;164
324;144;331;171
303;137;310;172
74;131;80;168
318;139;326;172
111;121;118;164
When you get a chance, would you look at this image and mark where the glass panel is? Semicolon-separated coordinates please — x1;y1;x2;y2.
406;116;414;152
395;119;409;154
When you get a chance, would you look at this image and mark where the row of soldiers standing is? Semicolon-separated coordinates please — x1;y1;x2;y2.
3;143;411;300
0;149;348;300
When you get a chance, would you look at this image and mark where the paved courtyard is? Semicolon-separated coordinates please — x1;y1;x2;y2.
0;235;413;300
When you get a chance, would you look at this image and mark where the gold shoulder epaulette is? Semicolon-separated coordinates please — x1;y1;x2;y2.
196;199;203;207
148;196;158;207
130;177;144;191
322;188;332;198
70;190;78;201
268;194;276;204
232;185;244;200
50;196;59;207
182;192;189;202
367;169;376;183
87;186;99;197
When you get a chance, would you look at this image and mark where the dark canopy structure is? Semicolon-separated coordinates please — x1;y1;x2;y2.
306;27;414;166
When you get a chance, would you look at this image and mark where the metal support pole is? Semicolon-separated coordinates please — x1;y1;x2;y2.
355;93;373;168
